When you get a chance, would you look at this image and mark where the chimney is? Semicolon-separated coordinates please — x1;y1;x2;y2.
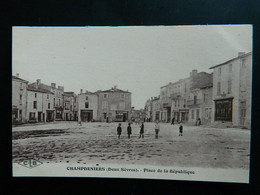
36;79;41;89
80;89;83;94
85;90;88;93
238;52;246;56
114;85;117;89
51;83;56;88
190;69;198;77
16;73;19;78
58;86;64;92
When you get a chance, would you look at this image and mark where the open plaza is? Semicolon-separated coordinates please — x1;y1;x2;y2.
12;121;250;169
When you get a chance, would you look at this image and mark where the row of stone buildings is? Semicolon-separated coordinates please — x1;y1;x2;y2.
144;52;252;129
12;76;132;124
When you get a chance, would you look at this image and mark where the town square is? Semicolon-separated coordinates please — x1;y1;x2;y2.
13;121;250;169
12;26;252;182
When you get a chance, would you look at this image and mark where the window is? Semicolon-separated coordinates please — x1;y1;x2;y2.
59;99;60;106
85;102;89;108
120;94;125;99
48;103;50;109
35;93;37;98
53;98;55;106
204;94;208;103
103;113;107;119
228;80;232;94
47;94;49;99
191;110;194;119
218;67;221;76
217;82;221;95
194;96;197;105
86;96;88;100
20;83;23;89
229;64;232;71
103;94;107;98
70;105;72;111
19;95;22;105
33;101;37;109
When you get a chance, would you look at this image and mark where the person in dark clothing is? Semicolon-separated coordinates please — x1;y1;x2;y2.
179;123;183;136
197;118;201;126
127;123;132;139
106;117;109;123
117;123;122;139
139;122;144;138
171;117;175;125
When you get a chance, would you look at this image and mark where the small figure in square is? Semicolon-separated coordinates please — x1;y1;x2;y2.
139;122;144;139
179;123;183;136
127;123;132;139
171;116;175;125
197;118;201;126
117;123;122;139
155;120;160;139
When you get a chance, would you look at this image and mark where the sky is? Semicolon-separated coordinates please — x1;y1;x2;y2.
12;25;252;109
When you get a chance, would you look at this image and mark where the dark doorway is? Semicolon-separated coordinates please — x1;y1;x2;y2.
215;98;233;121
81;110;93;122
38;112;42;122
123;113;127;122
166;107;171;123
43;113;45;122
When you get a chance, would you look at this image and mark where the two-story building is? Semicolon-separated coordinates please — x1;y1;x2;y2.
63;92;77;121
151;96;160;122
186;71;213;125
78;90;98;122
96;86;132;122
209;52;252;129
12;74;28;124
27;82;55;122
28;81;64;121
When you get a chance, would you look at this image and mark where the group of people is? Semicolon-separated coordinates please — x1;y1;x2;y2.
116;120;184;139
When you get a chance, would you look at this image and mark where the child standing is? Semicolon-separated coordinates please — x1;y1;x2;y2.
179;123;183;136
139;122;144;138
127;123;132;139
117;123;122;139
155;120;160;139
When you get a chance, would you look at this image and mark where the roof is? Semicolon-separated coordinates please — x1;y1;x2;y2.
12;76;28;83
96;88;131;93
27;85;54;94
160;77;189;89
64;92;76;96
79;91;97;95
209;52;252;69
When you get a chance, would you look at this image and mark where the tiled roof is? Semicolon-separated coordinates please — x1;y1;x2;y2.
27;85;54;94
209;52;252;69
12;76;28;83
97;88;130;93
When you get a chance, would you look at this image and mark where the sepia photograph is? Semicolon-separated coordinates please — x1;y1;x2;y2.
12;25;252;183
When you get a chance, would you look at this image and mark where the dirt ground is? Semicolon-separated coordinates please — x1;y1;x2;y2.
12;121;250;169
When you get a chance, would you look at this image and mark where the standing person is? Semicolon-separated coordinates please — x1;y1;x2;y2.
127;123;132;139
179;123;183;136
197;118;201;126
117;123;122;139
139;122;144;139
155;120;160;139
171;116;175;125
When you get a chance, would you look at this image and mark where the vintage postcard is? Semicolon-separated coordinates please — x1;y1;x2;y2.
12;25;252;183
